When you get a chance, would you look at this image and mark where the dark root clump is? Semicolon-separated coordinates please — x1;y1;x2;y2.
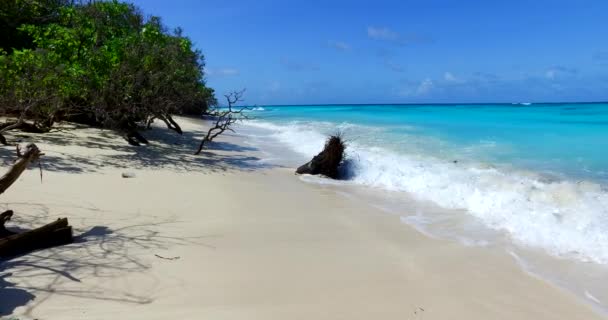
296;134;346;179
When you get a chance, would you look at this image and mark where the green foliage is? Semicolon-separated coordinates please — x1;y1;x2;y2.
0;0;69;52
0;0;215;133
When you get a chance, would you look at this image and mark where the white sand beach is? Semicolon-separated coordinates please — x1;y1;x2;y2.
0;117;603;319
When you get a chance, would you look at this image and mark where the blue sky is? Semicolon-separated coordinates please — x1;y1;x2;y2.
128;0;608;105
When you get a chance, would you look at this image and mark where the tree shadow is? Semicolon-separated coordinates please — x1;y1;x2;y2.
205;141;258;152
0;117;262;316
0;273;35;317
0;117;278;174
0;203;218;318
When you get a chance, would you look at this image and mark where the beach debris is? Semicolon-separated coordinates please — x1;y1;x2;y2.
0;144;73;258
0;120;49;134
122;172;136;178
155;254;180;261
296;135;345;179
0;210;15;238
0;213;73;258
413;306;425;318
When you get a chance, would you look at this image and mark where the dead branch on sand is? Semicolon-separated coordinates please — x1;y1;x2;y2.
0;144;73;258
194;89;252;155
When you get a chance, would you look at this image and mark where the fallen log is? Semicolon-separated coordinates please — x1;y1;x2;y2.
0;216;73;258
0;210;15;238
0;121;48;134
296;135;346;179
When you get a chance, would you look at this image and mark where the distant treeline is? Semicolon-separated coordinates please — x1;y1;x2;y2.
0;0;216;135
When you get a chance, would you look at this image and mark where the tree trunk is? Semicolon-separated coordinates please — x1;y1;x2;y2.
165;115;183;135
146;116;156;129
0;143;41;196
159;115;183;135
124;131;149;146
194;138;208;155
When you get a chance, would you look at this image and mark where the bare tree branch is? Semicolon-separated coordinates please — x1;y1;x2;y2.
0;143;42;196
194;89;252;155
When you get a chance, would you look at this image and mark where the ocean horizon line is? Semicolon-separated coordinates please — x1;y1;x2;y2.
251;101;608;108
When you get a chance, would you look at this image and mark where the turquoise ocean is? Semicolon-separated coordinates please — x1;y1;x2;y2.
239;103;608;312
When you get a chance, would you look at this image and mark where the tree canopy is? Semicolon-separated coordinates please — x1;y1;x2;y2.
0;0;216;138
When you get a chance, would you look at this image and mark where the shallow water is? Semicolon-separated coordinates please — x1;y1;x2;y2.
238;103;608;314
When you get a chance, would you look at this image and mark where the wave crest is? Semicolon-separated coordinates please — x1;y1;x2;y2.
245;120;608;264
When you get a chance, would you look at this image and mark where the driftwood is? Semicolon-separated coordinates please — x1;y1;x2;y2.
0;143;73;258
0;120;48;134
0;216;72;258
0;210;15;238
0;144;42;196
0;119;50;146
296;135;345;179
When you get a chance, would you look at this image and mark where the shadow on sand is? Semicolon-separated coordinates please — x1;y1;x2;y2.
0;118;268;316
0;118;274;174
0;203;219;317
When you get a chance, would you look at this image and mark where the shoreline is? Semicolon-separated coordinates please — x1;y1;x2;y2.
239;114;608;315
0;117;603;319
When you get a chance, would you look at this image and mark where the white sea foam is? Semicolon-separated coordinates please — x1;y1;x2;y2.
245;120;608;265
586;291;602;304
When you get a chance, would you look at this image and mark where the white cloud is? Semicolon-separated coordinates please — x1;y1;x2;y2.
444;72;457;82
367;26;431;45
545;66;577;80
593;51;608;61
280;58;320;71
472;72;499;82
443;72;467;84
417;78;434;95
385;60;405;72
398;78;434;96
269;81;281;92
217;68;239;76
328;41;351;51
367;26;400;41
207;68;239;77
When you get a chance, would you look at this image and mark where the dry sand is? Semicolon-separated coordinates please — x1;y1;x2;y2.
0;117;603;319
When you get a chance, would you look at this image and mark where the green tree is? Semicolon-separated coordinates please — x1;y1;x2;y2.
0;0;68;52
0;0;216;143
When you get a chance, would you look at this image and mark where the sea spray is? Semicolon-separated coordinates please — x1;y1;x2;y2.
245;119;608;264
